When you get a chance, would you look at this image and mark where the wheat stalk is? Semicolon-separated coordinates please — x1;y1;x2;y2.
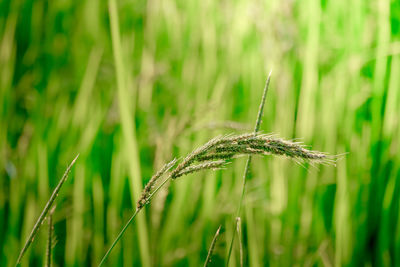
98;131;335;266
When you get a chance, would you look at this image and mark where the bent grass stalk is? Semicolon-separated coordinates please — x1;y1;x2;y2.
98;131;334;265
16;154;79;266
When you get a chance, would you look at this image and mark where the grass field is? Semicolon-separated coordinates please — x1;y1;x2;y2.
1;0;400;266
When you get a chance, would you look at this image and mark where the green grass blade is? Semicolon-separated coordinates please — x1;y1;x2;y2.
15;154;79;266
108;0;150;265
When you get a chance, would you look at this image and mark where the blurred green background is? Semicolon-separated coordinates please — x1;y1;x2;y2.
1;0;400;266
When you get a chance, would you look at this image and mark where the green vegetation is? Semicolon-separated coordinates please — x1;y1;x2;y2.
1;0;400;266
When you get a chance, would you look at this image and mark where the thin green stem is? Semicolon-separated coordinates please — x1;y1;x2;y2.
98;209;139;267
46;207;55;267
226;71;271;266
204;225;222;267
98;175;172;267
236;217;243;267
